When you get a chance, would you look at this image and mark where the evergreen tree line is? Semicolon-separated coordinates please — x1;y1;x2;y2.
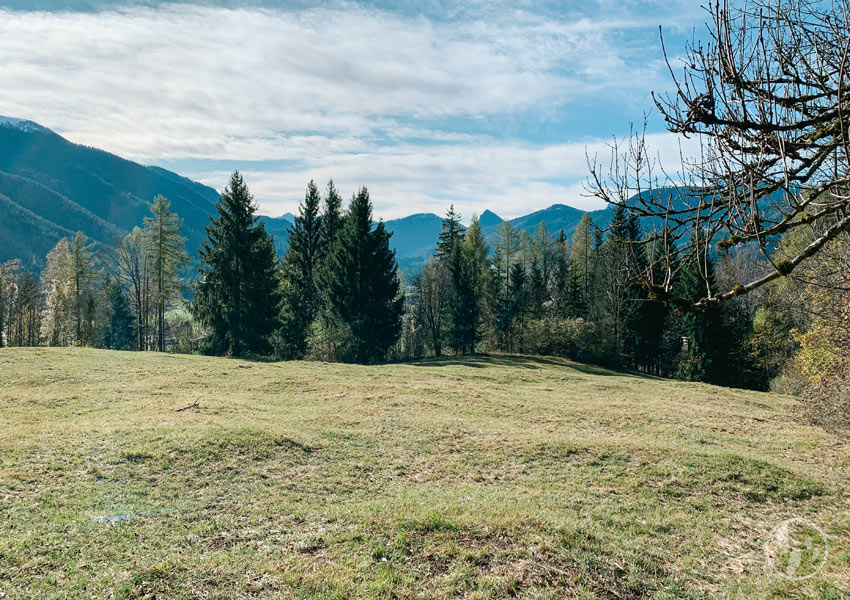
1;169;834;394
192;172;403;363
0;173;404;364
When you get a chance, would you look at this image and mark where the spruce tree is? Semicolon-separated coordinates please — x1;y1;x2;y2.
193;171;282;356
437;205;464;260
321;180;344;251
279;181;324;358
321;187;403;363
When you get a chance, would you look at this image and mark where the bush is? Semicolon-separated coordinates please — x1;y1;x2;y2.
305;315;354;362
525;317;617;364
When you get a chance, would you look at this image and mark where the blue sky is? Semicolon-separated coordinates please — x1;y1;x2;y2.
0;0;706;219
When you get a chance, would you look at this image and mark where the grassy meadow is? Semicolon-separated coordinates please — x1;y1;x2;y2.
0;347;848;599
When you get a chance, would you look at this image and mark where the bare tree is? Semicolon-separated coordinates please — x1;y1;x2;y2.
589;0;850;308
415;257;450;357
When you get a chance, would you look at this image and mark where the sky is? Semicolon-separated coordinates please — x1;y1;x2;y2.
0;0;707;220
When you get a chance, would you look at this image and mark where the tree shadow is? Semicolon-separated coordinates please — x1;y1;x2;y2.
405;353;660;380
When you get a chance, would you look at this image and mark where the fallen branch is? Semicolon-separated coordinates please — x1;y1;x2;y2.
175;401;199;412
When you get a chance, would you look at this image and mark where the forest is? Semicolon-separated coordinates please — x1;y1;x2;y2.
0;166;847;433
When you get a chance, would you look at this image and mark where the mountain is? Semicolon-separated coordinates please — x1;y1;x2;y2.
257;215;292;257
478;209;503;228
0;116;629;278
383;213;445;278
0;116;219;267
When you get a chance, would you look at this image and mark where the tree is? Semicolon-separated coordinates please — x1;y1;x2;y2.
40;240;74;347
414;257;451;357
144;195;188;352
437;205;464;260
0;260;21;347
193;171;282;356
13;271;40;347
319;187;403;363
96;274;134;350
69;231;98;345
570;214;597;319
111;227;154;350
279;181;324;358
589;0;850;308
321;180;344;253
448;216;491;354
674;246;726;383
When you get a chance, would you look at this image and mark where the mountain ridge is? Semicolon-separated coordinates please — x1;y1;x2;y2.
0;116;615;275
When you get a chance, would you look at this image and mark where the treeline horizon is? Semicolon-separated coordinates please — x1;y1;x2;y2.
0;171;839;399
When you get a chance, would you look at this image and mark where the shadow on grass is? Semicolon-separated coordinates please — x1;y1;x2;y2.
405;353;660;380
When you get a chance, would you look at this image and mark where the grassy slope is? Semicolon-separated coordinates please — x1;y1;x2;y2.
0;348;847;599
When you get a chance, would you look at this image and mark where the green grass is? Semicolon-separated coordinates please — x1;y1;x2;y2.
0;348;848;599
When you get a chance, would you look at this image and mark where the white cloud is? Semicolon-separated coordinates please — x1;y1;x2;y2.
0;2;701;218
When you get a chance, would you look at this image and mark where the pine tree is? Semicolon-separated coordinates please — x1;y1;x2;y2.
193;171;282;356
598;205;644;365
320;187;403;363
144;195;188;351
279;180;324;358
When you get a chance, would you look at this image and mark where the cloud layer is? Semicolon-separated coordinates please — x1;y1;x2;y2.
0;1;704;218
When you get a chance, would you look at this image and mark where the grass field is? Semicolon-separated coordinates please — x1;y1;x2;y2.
0;348;848;599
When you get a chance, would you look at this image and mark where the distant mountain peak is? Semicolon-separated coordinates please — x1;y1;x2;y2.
280;212;296;223
479;209;503;227
0;116;44;133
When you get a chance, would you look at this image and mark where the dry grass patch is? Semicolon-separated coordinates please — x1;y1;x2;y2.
0;347;848;599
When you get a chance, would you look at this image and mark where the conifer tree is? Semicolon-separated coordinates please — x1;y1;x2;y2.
463;215;493;352
279;181;324;358
570;214;597;319
321;180;344;252
675;245;725;383
452;216;491;354
96;274;134;350
193;171;282;356
144;195;187;351
320;187;403;363
437;205;464;260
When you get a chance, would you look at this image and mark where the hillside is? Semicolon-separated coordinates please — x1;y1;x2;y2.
0;348;847;598
0;118;220;268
